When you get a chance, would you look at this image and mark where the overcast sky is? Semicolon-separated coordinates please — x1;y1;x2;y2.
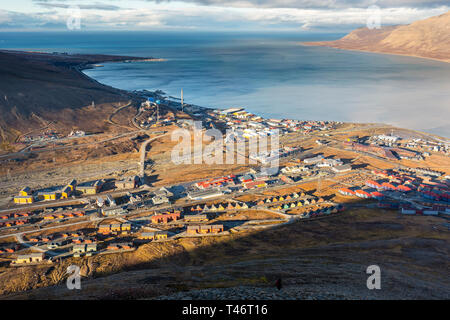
0;0;448;31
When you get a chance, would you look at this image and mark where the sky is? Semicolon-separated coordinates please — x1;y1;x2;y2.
0;0;449;32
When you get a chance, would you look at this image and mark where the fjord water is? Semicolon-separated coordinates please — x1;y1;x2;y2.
2;31;450;137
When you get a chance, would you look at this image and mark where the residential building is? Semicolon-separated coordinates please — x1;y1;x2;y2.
139;231;168;241
151;212;181;224
12;253;45;265
13;196;34;204
186;224;224;235
184;214;209;222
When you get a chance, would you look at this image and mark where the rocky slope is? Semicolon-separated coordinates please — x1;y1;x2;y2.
304;11;450;63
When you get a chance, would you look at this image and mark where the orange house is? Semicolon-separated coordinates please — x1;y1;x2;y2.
151;212;181;224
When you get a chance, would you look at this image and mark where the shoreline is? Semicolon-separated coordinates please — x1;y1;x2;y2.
79;53;449;140
301;42;450;65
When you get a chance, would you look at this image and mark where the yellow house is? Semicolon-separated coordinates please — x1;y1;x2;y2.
139;231;168;240
14;196;34;204
13;253;44;265
154;232;168;240
67;179;77;191
19;187;31;196
111;224;122;232
76;186;97;195
121;223;131;232
40;192;57;201
61;186;72;199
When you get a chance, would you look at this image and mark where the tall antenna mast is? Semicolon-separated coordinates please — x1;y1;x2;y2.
181;88;184;112
156;103;160;124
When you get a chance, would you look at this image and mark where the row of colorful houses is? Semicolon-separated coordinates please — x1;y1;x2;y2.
268;198;326;210
372;169;416;186
196;175;235;189
189;202;250;212
255;192;310;205
300;204;344;218
0;218;30;228
338;188;385;200
365;180;413;192
43;211;85;220
400;204;450;216
0;212;32;220
418;184;450;202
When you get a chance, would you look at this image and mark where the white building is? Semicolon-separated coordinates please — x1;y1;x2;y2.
316;158;343;168
377;135;400;143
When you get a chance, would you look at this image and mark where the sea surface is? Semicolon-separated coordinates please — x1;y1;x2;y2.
1;31;450;137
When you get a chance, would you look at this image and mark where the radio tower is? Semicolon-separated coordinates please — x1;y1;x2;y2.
156;103;160;124
181;88;184;112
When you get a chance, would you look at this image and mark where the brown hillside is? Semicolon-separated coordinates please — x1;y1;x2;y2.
304;11;450;63
0;51;143;143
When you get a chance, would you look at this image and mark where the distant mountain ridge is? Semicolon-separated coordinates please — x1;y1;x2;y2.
304;11;450;63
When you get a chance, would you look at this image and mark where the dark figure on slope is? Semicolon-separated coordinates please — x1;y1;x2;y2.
275;278;282;290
